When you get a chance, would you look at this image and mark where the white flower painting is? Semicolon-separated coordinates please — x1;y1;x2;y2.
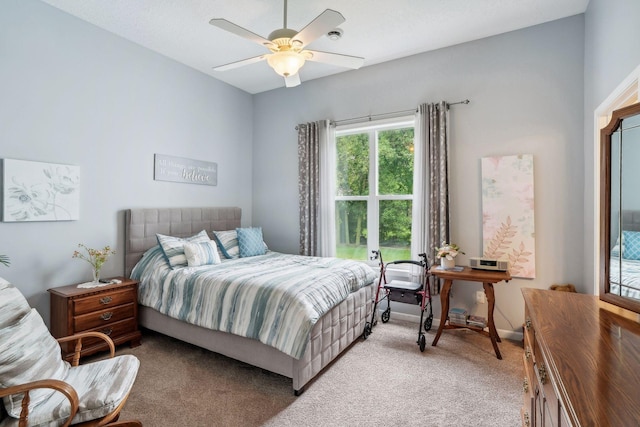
2;159;80;222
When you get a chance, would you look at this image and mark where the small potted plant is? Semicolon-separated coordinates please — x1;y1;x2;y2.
435;241;464;270
0;255;9;267
72;244;115;283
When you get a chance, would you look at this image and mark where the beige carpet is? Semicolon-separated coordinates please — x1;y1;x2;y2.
117;320;522;426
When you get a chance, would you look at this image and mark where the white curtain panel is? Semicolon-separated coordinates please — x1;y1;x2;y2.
318;120;336;257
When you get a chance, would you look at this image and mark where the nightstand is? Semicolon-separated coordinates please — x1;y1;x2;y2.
48;277;142;361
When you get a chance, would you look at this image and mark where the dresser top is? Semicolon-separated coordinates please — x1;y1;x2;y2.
522;288;640;426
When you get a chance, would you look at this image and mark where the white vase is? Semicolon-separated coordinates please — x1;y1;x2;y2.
441;257;455;270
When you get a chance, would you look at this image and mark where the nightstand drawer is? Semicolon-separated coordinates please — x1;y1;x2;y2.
81;318;138;347
74;302;135;331
73;288;136;315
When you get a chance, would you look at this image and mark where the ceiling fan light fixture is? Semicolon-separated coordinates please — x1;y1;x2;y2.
267;51;306;77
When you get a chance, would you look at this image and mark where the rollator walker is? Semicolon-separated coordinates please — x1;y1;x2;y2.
363;250;434;352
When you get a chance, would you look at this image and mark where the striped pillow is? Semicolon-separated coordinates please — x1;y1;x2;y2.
184;240;221;267
156;230;211;269
213;230;240;259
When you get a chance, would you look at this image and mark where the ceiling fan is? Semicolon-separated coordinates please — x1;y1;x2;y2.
209;0;364;88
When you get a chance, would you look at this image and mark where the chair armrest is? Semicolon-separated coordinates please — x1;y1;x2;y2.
57;332;115;366
0;379;79;427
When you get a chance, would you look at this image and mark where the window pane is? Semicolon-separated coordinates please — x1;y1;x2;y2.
379;200;412;260
336;134;369;196
336;200;368;260
378;128;414;195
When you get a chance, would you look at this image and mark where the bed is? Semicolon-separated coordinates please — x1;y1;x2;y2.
124;207;376;395
610;210;640;300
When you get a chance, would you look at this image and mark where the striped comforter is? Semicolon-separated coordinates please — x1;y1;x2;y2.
131;247;376;359
610;257;640;300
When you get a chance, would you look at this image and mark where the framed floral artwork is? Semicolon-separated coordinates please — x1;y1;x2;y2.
481;154;535;279
2;159;80;222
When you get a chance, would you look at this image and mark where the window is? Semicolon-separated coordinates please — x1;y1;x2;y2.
334;118;415;262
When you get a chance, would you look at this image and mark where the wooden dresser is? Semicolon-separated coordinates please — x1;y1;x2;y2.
521;288;640;426
49;277;142;360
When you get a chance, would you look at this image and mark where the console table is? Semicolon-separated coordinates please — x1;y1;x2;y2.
429;266;511;359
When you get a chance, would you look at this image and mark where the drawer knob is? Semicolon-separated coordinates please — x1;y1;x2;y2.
101;328;113;336
100;312;113;321
99;296;113;305
538;363;547;384
522;377;529;393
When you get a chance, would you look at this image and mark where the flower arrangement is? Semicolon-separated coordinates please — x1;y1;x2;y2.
72;244;115;282
435;242;464;260
0;255;9;267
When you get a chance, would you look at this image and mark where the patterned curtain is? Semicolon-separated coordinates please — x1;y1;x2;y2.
412;101;450;269
298;122;320;256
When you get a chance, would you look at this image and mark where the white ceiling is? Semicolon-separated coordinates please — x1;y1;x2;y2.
40;0;589;94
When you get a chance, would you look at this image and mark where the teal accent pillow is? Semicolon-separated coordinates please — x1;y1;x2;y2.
213;230;240;259
622;230;640;260
184;240;221;267
237;227;267;258
156;230;210;269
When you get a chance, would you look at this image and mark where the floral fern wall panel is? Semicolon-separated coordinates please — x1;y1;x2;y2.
481;154;535;278
2;159;80;222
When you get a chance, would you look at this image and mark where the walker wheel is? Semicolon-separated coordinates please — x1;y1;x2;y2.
381;308;391;323
363;322;372;340
424;315;433;332
418;334;426;352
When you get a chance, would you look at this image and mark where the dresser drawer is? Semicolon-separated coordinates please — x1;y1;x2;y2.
533;335;559;426
74;302;135;331
73;288;136;315
522;354;534;427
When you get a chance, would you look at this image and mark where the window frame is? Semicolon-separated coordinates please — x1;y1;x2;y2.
334;116;415;266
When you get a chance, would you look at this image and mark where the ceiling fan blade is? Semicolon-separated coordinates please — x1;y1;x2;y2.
292;9;345;48
209;18;275;49
284;73;301;88
213;54;267;72
304;50;364;69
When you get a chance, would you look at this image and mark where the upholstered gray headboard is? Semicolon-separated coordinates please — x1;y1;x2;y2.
124;207;242;277
622;210;640;232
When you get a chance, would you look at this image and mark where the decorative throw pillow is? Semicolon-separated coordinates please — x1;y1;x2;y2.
184;240;221;267
623;230;640;260
213;230;240;259
237;227;267;258
156;230;210;269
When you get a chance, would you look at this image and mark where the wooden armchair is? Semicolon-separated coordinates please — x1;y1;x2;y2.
0;279;141;427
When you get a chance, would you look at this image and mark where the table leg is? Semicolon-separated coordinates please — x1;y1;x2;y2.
431;279;452;347
483;282;502;359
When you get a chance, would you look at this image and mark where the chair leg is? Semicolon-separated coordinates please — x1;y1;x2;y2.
106;421;142;427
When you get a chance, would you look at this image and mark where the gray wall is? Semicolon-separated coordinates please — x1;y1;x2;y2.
252;16;586;333
1;0;253;322
583;0;640;287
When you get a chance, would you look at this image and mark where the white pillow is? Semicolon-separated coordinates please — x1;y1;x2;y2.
184;240;221;267
156;230;210;269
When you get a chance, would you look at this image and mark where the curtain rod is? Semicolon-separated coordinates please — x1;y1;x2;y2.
329;99;470;127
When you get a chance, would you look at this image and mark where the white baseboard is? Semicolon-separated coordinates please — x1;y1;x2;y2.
376;309;524;342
